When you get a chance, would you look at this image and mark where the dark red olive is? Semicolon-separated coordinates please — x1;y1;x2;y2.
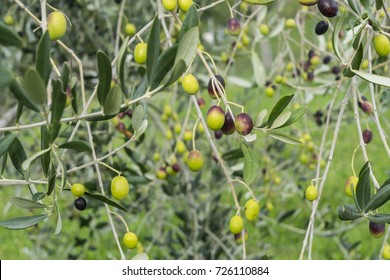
369;221;385;238
363;129;373;144
221;112;235;135
208;75;225;99
317;0;338;18
315;20;329;35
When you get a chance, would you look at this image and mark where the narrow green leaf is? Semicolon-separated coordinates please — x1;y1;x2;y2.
132;75;148;100
267;94;294;127
135;119;148;138
1;152;7;175
116;36;129;96
255;109;268;127
164;59;187;88
0;214;48;230
147;16;160;84
243;0;275;4
267;132;302;145
54;204;62;235
150;44;178;90
252;51;266;88
352;25;364;50
32;192;46;202
22;147;51;171
337;204;362;221
352;42;364;70
278;107;306;128
368;213;390;224
360;0;380;30
24;68;47;105
351;69;390;87
269;111;291;129
8;135;27;175
50;80;66;142
103;85;122;116
61;62;70;91
0;21;23;48
9;78;40;112
0;67;13;88
85;192;128;212
175;27;199;67
36;31;52;85
356;161;371;210
47;164;56;196
222;148;244;161
0;133;16;158
178;5;199;42
344;43;363;78
53;151;66;190
348;0;361;15
376;0;384;10
10;197;48;209
241;143;259;185
96;50;112;106
58;141;92;153
364;184;390;212
41;126;50;176
332;12;346;63
132;104;146;131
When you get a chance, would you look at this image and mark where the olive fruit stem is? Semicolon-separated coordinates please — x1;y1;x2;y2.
109;210;130;233
227;101;244;113
231;179;256;200
224;0;234;18
199;50;218;76
192;118;201;151
351;145;359;177
99;162;121;176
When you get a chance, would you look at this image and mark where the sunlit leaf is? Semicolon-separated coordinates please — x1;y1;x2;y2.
0;214;48;230
242;143;259;185
36;31;51;85
23;68;47;105
175;27;199;67
85;192;128;212
178;5;199;42
9;78;40;112
337;204;362;221
267;94;294;127
10;197;48;209
364;184;390;212
356;161;371;210
96;50;112;106
8;135;27;175
103;85;122;116
0;133;16;158
58;141;92;153
267;132;302;145
147;16;160;84
150;44;178;90
0;21;23;48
